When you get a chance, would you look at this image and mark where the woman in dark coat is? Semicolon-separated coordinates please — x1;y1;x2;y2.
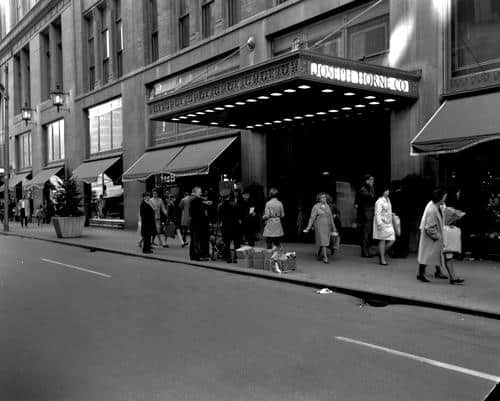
218;192;242;263
140;192;157;254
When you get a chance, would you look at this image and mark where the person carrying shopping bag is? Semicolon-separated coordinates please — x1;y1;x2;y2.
303;193;338;264
373;185;396;266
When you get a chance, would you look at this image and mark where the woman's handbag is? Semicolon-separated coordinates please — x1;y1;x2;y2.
164;222;177;238
392;213;401;237
329;233;340;250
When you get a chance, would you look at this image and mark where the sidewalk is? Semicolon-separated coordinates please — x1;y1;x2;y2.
2;222;500;319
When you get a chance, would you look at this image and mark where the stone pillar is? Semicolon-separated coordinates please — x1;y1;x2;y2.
107;0;115;81
241;130;267;190
158;0;175;56
93;8;102;87
19;47;30;107
213;0;225;35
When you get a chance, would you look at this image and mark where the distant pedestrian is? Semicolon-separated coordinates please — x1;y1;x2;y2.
150;189;168;247
97;195;105;218
263;188;284;250
189;187;209;261
164;194;188;247
373;186;395;266
241;190;258;246
140;192;156;254
218;191;241;263
179;192;192;244
303;193;337;264
416;188;449;283
18;197;29;227
34;205;44;226
356;174;376;257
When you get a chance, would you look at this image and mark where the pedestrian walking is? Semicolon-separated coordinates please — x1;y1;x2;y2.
140;192;156;254
356;174;376;257
263;188;285;249
178;192;192;244
164;194;188;247
18;197;29;227
373;186;396;265
416;188;449;283
303;193;338;264
34;205;44;226
150;189;168;247
189;187;209;261
97;195;105;218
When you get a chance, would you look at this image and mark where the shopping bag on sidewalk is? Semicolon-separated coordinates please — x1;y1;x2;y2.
392;213;401;237
329;233;340;250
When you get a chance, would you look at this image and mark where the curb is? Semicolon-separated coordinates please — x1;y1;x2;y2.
2;230;499;321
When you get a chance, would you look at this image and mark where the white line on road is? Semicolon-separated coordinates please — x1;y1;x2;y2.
335;336;500;383
41;258;112;278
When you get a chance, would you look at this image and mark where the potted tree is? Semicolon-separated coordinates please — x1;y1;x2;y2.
52;177;85;238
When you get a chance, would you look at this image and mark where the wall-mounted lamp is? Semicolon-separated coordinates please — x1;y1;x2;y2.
21;103;35;125
50;85;70;113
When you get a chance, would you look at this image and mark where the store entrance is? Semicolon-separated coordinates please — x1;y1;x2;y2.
267;113;391;241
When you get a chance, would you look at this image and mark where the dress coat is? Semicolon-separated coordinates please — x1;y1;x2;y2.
179;195;192;227
373;196;395;241
263;198;284;238
140;200;157;237
307;202;336;247
417;201;444;266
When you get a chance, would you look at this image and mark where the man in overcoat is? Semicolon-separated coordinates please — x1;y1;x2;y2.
140;192;156;254
356;174;376;257
189;187;208;261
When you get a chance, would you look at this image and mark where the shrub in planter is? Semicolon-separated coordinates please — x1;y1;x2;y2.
52;177;85;238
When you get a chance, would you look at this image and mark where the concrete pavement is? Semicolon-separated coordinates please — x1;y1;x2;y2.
1;236;498;401
1;222;500;319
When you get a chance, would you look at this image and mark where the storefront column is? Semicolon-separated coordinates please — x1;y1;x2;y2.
240;130;267;190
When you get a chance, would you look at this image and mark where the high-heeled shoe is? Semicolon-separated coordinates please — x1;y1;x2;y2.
450;278;465;285
378;256;388;266
323;256;329;264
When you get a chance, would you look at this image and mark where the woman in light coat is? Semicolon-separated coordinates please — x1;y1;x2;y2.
417;188;449;283
304;193;337;263
373;187;396;265
263;188;284;249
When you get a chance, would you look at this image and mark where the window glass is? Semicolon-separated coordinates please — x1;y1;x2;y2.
90;116;99;154
88;98;122;154
452;0;500;76
99;114;111;152
59;121;65;160
111;108;122;148
349;21;387;60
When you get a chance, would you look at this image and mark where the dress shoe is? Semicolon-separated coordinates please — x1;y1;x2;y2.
450;278;465;285
434;272;448;279
417;274;430;283
323;257;329;264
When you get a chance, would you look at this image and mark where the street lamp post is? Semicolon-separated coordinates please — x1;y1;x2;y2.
0;78;9;232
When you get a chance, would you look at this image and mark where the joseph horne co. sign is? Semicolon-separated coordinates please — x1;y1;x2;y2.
148;52;419;118
309;62;411;93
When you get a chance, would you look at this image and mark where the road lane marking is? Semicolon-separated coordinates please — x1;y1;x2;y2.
41;258;112;278
335;336;500;383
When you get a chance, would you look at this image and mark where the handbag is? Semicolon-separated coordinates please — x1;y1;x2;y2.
329;233;340;250
392;213;401;237
165;222;177;238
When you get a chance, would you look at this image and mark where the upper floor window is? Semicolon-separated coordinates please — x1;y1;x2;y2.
115;0;123;77
88;98;123;155
179;0;190;49
100;5;110;84
86;13;96;91
46;119;65;162
202;0;214;39
348;16;388;61
146;0;159;62
451;0;500;77
18;132;32;169
226;0;240;27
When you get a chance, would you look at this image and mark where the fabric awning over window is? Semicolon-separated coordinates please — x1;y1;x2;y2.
411;92;500;155
26;167;63;188
72;156;121;183
122;146;183;182
165;137;237;177
8;172;31;189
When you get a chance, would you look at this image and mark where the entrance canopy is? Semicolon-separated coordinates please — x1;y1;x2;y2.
148;51;420;130
122;146;183;182
9;172;31;189
166;136;237;177
411;92;500;155
26;167;63;188
72;156;121;183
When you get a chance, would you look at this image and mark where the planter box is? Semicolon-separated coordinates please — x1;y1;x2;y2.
52;216;86;238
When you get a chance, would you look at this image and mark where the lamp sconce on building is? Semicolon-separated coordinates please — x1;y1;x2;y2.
21;103;35;126
50;85;70;113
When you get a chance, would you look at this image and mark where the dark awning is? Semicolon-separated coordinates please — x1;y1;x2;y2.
72;156;121;183
412;92;500;155
9;172;31;189
165;137;237;177
122;146;183;182
26;167;63;188
148;50;420;131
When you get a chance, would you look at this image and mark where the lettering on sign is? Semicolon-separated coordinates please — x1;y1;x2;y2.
449;70;500;92
310;62;410;93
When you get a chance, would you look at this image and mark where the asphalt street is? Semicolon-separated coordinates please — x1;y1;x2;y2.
0;236;499;401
